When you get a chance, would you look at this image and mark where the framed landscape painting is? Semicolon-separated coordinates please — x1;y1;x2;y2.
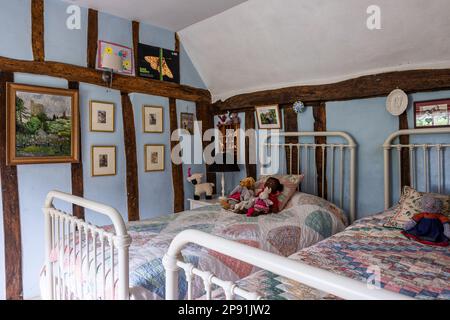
414;99;450;128
7;83;79;165
90;101;115;132
256;105;282;129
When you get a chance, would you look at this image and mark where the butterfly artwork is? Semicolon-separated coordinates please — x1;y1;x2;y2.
144;56;174;79
138;43;180;83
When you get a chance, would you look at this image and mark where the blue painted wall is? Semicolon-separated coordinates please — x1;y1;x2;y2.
225;91;450;220
0;0;206;299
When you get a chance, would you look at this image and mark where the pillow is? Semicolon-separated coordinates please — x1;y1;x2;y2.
254;174;304;211
384;186;450;229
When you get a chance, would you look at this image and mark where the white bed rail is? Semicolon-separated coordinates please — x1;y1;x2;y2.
263;131;357;222
383;127;450;209
163;230;411;300
43;191;131;300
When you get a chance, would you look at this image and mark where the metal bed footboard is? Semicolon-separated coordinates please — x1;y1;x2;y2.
43;191;132;300
163;230;411;300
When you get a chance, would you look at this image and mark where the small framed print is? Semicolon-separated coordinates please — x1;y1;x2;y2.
256;105;282;129
142;105;164;133
180;112;195;135
414;99;450;129
91;146;116;177
144;144;165;172
90;101;115;132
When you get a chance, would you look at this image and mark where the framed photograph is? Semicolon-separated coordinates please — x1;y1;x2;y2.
90;101;115;132
414;99;450;129
91;146;116;177
6;83;79;165
97;40;135;76
180;112;195;135
142;105;164;133
144;144;165;172
256;105;282;129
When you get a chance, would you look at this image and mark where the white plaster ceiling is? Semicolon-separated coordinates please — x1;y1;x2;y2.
64;0;248;31
178;0;450;102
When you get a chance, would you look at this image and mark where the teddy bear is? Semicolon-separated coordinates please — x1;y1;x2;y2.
220;177;255;211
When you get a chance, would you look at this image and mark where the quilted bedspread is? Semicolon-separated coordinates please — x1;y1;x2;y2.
215;211;450;300
42;192;347;300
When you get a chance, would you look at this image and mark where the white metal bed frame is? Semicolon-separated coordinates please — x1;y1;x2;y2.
383;127;450;209
42;128;448;300
262;131;356;222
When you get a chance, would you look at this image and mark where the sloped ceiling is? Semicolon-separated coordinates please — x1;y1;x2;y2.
64;0;248;31
179;0;450;102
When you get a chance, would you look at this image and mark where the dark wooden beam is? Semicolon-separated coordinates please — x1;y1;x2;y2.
31;0;45;62
174;33;180;53
87;9;98;69
399;111;411;189
132;21;140;76
68;81;84;219
283;104;300;175
244;110;257;180
196;101;217;188
0;72;23;300
313;103;328;199
213;69;450;113
121;93;139;221
0;56;211;102
169;98;185;212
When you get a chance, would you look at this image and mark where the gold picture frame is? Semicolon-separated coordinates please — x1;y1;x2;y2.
142;105;164;133
7;83;79;165
144;144;165;172
90;100;115;132
91;145;117;177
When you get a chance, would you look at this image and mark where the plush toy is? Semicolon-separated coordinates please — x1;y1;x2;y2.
246;187;273;216
402;195;450;247
246;177;284;217
187;168;215;200
220;177;255;210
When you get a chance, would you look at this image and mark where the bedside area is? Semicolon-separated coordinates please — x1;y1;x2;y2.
188;198;222;210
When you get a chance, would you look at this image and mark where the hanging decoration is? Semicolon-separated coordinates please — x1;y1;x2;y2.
293;100;306;114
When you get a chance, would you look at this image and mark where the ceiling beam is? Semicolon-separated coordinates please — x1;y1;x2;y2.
0;56;211;102
212;69;450;113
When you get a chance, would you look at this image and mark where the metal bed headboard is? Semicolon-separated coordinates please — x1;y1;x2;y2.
383;127;450;209
262;131;357;223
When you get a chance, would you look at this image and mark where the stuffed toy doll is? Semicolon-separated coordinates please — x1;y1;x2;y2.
246;177;284;217
402;195;450;247
220;177;255;211
247;187;273;216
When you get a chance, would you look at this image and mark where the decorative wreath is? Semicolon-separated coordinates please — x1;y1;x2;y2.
293;101;306;114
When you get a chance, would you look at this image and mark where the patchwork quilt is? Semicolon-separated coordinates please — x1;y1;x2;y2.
213;211;450;300
41;192;347;300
